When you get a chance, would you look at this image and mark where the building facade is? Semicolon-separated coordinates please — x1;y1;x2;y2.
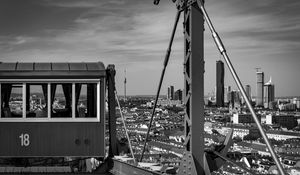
266;114;297;130
216;60;224;107
263;78;275;108
224;86;231;104
245;85;251;102
167;86;174;100
256;72;264;107
174;89;182;101
233;113;261;124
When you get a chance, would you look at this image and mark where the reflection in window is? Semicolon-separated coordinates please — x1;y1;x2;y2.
51;84;72;118
1;84;23;118
75;83;97;118
26;84;48;118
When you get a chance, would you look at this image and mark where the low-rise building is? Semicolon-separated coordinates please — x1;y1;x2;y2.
232;113;261;124
266;114;298;130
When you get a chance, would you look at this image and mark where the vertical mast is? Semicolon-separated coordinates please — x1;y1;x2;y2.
182;1;205;173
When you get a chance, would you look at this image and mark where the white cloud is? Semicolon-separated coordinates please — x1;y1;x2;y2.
42;0;125;8
1;0;300;96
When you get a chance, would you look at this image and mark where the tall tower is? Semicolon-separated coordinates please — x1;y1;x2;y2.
170;85;174;100
256;71;264;107
264;77;275;108
224;86;230;104
124;69;127;101
245;85;251;102
167;85;174;100
167;87;170;100
216;60;224;107
175;89;183;101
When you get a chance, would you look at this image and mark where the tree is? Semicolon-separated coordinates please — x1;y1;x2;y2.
233;136;242;143
212;129;220;135
243;134;259;141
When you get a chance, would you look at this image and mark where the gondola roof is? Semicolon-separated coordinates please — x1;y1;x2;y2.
0;62;106;79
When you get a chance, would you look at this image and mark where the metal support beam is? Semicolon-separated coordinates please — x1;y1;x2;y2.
195;1;285;174
107;65;118;157
182;1;205;174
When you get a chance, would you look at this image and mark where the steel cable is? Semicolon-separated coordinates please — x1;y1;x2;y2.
196;0;286;174
139;9;182;162
115;90;137;164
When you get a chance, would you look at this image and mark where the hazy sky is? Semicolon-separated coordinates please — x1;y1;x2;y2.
0;0;299;97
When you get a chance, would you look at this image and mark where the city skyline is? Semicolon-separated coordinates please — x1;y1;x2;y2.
0;0;300;96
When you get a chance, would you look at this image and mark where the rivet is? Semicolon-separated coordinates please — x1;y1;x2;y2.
75;139;80;145
84;139;90;145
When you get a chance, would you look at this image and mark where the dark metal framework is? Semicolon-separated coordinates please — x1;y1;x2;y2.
154;0;285;174
182;1;205;174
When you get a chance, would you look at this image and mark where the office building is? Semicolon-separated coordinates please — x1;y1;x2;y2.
174;89;182;101
229;90;242;113
234;91;241;107
216;60;224;107
224;86;231;104
167;86;174;100
263;77;275;108
266;114;297;130
229;91;238;107
279;103;297;111
292;98;300;109
245;85;251;102
233;113;261;124
256;72;264;107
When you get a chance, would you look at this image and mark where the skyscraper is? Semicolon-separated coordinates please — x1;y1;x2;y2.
224;86;231;104
174;89;183;101
264;77;275;108
245;85;251;102
167;85;174;100
216;60;224;107
256;71;264;107
124;69;127;101
170;86;174;100
167;87;170;99
229;90;241;112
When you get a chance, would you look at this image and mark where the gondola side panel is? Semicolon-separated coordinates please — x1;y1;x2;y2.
0;122;105;157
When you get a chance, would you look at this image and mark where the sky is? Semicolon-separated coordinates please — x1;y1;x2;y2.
0;0;300;97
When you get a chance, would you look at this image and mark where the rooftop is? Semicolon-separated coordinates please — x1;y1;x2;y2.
0;62;106;79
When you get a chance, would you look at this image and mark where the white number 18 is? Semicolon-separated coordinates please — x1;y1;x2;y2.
19;133;30;147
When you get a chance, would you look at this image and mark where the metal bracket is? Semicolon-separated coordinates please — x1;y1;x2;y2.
153;0;199;11
177;151;198;175
203;129;233;173
176;0;194;11
176;0;205;11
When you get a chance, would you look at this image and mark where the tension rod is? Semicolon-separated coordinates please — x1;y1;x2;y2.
115;90;136;164
195;0;285;174
140;9;182;162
